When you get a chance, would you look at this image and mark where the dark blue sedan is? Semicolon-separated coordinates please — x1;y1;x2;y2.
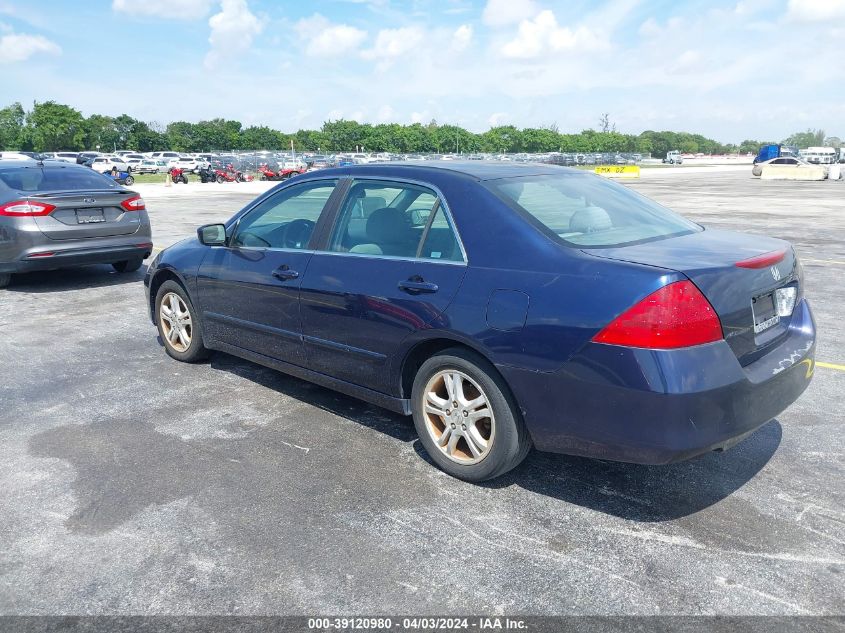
144;163;816;481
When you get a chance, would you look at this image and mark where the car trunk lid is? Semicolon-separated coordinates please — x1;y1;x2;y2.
585;229;800;364
29;190;141;240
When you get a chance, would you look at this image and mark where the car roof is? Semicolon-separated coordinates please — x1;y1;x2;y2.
0;159;92;172
315;161;579;182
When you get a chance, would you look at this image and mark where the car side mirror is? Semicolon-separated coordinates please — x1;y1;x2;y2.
198;223;227;246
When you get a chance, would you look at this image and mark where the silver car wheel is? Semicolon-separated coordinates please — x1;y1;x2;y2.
159;292;192;352
422;369;495;464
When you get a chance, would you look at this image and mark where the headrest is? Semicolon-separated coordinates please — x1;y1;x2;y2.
366;207;412;244
569;206;612;234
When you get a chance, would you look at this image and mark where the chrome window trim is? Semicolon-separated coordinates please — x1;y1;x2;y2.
321;175;469;264
307;249;467;267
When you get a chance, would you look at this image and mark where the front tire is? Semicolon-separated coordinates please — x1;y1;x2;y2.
411;348;531;482
124;175;134;185
155;280;209;362
112;258;143;273
0;273;11;288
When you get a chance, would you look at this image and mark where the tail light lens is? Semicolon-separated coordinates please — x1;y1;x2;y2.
0;200;56;217
592;280;723;349
120;195;146;212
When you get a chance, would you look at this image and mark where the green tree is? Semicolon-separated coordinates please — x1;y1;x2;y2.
783;128;825;148
242;125;287;150
480;126;522;153
0;102;25;150
322;119;367;152
84;114;119;151
24;101;86;151
166;121;196;152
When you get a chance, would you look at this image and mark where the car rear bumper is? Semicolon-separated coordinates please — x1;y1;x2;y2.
1;242;153;273
500;299;816;464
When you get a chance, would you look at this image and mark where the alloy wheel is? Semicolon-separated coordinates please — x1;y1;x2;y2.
159;292;193;352
422;369;495;464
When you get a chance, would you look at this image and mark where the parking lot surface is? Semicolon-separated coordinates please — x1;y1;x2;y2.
1;169;843;615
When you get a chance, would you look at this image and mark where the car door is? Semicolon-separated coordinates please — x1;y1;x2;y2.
299;178;468;394
196;179;342;366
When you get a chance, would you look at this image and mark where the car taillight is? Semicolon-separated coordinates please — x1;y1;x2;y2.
592;280;723;349
0;200;56;217
120;195;145;212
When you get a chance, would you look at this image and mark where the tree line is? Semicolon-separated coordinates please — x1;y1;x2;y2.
0;100;837;158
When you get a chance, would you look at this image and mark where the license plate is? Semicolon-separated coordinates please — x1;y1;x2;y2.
76;208;105;224
752;292;780;334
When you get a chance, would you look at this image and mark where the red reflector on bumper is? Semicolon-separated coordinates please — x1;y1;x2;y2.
28;252;55;258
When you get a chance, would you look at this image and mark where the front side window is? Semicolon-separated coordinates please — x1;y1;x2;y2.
326;180;462;261
487;174;700;248
232;180;337;250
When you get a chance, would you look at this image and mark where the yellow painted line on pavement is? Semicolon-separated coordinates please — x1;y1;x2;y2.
816;361;845;372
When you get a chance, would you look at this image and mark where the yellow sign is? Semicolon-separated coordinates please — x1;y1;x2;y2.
594;165;640;178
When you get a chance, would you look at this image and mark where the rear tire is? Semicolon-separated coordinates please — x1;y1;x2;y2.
0;273;11;288
216;175;225;184
411;348;531;482
155;280;209;363
113;258;143;273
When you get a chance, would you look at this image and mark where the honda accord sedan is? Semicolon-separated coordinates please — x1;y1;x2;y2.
144;162;815;481
0;159;152;288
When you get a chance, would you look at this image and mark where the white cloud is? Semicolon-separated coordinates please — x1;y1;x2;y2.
482;0;538;27
488;112;508;126
0;32;60;63
377;105;394;122
295;14;367;57
204;0;262;68
501;10;609;59
112;0;210;20
451;24;473;52
786;0;845;22
638;17;660;37
361;26;424;67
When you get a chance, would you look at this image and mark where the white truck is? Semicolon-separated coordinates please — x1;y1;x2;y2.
662;150;684;165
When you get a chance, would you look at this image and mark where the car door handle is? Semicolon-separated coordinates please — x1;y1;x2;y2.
398;278;439;294
272;266;299;281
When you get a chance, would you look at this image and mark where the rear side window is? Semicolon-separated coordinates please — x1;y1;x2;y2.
488;174;700;248
0;167;119;192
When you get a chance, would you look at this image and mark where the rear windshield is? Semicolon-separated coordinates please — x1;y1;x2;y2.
487;174;700;247
0;166;120;192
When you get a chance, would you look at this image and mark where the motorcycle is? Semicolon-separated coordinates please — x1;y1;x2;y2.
278;167;306;179
169;167;189;184
198;165;217;183
214;163;252;183
258;163;283;181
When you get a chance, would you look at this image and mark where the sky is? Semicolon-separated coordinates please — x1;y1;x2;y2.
0;0;843;142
